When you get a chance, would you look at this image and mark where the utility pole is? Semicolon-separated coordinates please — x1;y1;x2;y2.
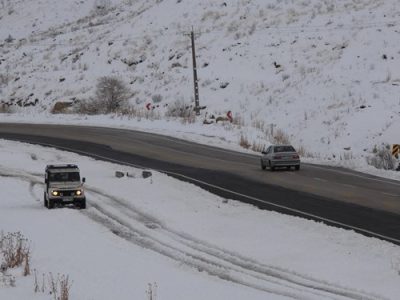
190;28;200;115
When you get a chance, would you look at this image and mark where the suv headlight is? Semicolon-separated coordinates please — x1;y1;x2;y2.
75;190;83;196
51;191;59;196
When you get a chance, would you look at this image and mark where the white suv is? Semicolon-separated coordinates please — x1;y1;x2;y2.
44;164;86;209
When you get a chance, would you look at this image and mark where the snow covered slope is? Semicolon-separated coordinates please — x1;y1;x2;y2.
0;0;399;162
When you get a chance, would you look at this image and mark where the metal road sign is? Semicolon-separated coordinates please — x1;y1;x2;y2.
392;144;400;158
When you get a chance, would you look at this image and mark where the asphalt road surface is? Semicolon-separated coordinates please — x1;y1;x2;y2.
0;123;399;244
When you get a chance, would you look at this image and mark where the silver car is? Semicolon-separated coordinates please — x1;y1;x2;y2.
261;145;300;171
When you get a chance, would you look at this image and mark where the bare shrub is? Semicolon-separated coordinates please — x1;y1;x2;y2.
0;74;10;86
74;98;98;115
34;272;72;300
23;250;30;276
367;145;396;170
232;113;245;127
340;151;354;161
0;104;14;113
0;232;30;270
165;100;194;119
239;134;251;149
146;282;158;300
33;270;39;293
0;273;15;287
251;141;266;153
59;275;71;300
273;129;290;145
251;118;266;131
51;101;73;114
95;76;130;113
296;145;313;158
116;106;162;121
74;77;130;115
152;94;163;103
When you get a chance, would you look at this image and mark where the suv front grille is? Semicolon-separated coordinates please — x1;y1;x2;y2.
60;190;75;196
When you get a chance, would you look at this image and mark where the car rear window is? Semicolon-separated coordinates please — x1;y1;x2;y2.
274;146;295;153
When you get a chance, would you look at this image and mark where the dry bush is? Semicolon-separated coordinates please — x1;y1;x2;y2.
117;106;161;121
251;118;266;131
23;251;30;276
273;129;290;145
76;76;131;115
34;272;72;300
231;113;245;127
0;273;15;287
239;134;251;149
146;282;158;300
367;145;397;170
51;101;73;114
251;141;266;153
0;232;30;270
95;76;130;113
0;74;10;86
0;104;14;113
165;100;194;119
74;98;100;115
296;145;313;158
340;151;354;161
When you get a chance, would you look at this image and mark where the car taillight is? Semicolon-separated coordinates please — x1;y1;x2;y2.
273;155;282;159
293;155;299;159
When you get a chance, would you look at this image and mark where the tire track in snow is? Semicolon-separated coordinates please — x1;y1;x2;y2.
0;168;388;300
82;187;387;300
0;167;43;202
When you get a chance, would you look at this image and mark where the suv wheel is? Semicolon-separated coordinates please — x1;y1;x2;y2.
295;165;300;171
78;199;86;209
48;199;55;209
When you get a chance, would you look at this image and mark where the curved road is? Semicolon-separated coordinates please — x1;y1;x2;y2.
0;123;399;244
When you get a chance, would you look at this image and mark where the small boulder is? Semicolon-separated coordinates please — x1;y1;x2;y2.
142;171;152;179
115;171;125;178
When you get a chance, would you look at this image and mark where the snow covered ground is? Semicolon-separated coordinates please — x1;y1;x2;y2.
0;140;400;300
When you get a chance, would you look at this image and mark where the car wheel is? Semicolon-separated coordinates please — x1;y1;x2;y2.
44;193;48;208
295;165;300;171
269;161;275;171
261;160;266;170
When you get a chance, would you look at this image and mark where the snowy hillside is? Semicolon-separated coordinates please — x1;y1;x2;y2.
0;0;400;165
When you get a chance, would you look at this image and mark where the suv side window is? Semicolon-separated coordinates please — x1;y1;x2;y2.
266;146;271;154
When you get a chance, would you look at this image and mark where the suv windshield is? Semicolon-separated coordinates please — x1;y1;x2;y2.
49;172;80;182
274;146;295;153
